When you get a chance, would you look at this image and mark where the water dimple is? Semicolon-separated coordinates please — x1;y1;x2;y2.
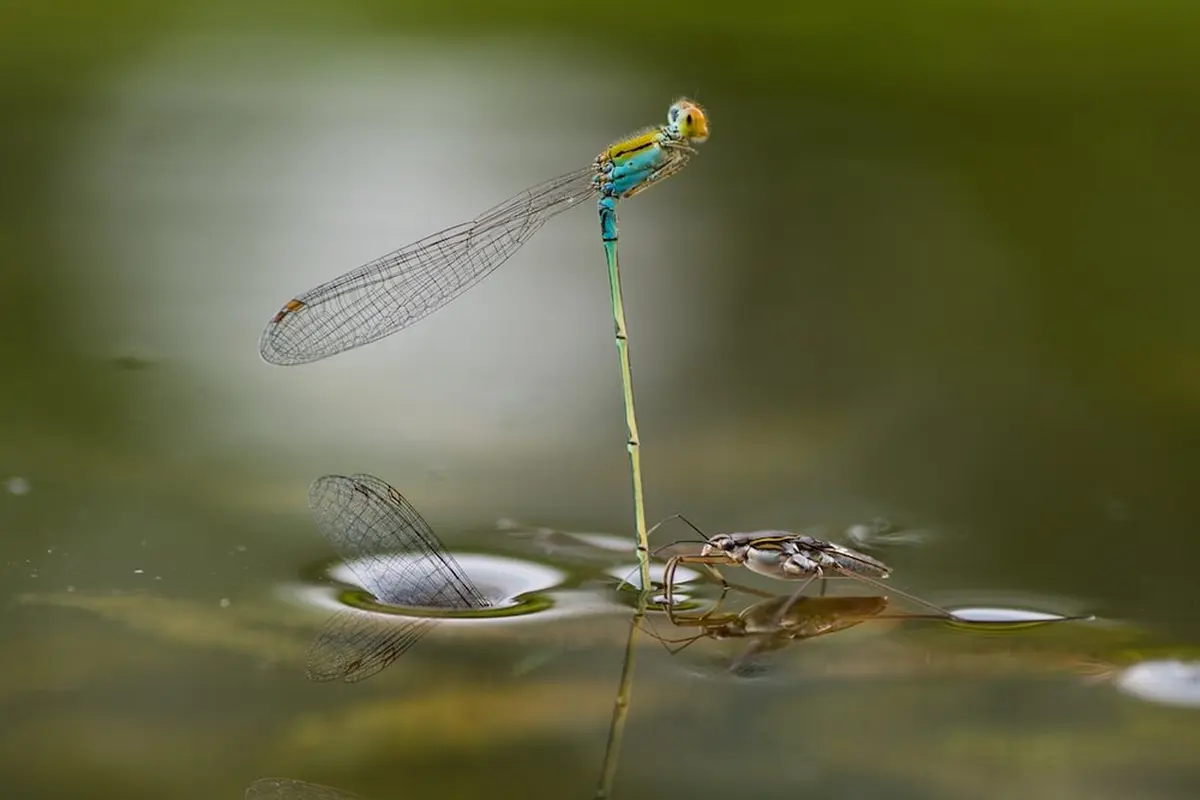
5;476;31;496
929;591;1096;627
948;606;1084;624
1114;660;1200;709
602;561;702;591
281;551;617;624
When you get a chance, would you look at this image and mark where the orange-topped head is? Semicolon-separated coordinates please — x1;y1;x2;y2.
668;98;709;144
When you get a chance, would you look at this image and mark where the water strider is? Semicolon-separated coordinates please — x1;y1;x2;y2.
645;515;953;625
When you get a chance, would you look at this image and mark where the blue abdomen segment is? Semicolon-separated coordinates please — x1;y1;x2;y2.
597;143;669;242
598;195;618;243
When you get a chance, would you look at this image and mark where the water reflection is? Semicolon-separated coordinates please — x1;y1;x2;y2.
5;6;1200;799
298;473;616;682
246;778;361;799
646;594;894;676
304;473;490;682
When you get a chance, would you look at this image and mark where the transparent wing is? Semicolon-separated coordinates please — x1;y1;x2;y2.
261;167;598;365
308;473;488;609
246;778;362;800
306;610;434;683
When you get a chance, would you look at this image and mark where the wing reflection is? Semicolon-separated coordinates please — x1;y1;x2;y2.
305;473;488;682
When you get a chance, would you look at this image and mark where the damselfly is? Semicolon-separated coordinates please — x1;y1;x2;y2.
305;473;488;683
259;99;708;365
261;99;710;592
648;515;952;625
246;778;362;800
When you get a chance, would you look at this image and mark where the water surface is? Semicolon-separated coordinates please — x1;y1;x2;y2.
4;3;1200;798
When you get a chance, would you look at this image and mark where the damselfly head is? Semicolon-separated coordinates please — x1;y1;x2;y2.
668;98;709;144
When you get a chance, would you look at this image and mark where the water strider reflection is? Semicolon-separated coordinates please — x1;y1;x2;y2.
640;587;1101;680
642;593;896;676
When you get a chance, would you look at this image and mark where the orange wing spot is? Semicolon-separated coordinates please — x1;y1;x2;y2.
271;298;305;323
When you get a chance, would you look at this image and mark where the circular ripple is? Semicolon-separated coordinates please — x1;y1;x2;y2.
280;552;617;624
331;552;564;610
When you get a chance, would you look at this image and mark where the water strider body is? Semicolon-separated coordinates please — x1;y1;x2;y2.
650;517;952;624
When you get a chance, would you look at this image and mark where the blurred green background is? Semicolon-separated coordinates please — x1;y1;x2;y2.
3;1;1200;798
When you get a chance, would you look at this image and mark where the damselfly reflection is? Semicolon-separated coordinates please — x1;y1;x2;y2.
246;777;362;800
306;473;489;682
645;515;952;624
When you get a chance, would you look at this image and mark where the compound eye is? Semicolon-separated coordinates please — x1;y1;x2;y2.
720;537;736;552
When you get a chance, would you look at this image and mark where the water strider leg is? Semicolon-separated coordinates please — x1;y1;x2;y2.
727;637;774;676
835;570;953;618
663;553;734;608
666;579;732;627
644;512;711;543
772;569;823;627
635;616;713;655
